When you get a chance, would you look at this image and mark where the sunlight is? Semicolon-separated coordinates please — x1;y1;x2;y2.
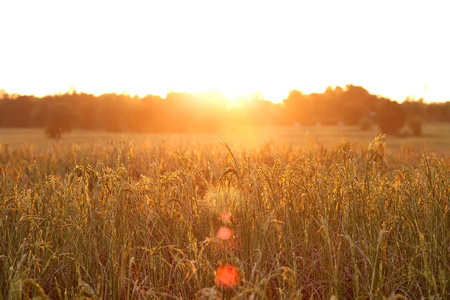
215;264;240;288
219;212;232;224
217;227;232;240
0;1;449;102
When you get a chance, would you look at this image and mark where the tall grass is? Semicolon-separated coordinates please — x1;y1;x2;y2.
0;137;448;299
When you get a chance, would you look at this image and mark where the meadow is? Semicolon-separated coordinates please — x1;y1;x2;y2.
2;123;450;153
0;126;449;299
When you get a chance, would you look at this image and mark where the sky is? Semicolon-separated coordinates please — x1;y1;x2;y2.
1;0;449;103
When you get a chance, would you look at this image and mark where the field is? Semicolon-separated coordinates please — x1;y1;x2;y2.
0;126;449;299
2;123;450;153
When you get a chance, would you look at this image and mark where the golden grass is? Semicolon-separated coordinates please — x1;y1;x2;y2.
0;132;449;299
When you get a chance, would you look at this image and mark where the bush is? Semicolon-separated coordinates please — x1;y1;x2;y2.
45;105;75;139
377;102;406;135
407;116;423;136
45;124;62;139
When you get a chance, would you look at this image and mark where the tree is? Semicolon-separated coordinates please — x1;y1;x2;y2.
406;116;423;136
45;104;76;139
342;102;369;125
377;100;406;135
401;98;427;120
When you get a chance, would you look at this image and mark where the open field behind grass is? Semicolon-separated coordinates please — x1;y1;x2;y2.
2;123;450;154
0;126;449;299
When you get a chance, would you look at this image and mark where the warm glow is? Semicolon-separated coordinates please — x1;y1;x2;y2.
219;212;232;225
0;1;449;102
217;227;232;240
215;264;240;288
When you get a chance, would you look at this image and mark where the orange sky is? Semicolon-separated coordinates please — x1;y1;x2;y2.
1;0;449;103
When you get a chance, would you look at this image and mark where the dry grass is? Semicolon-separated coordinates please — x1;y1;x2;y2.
0;132;449;299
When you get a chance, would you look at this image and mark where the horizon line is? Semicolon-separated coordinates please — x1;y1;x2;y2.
0;85;449;104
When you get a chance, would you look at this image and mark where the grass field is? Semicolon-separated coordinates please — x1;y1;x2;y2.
0;125;449;299
2;123;450;154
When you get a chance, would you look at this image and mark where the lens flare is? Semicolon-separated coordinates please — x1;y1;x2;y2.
215;264;240;288
220;212;232;224
217;227;232;240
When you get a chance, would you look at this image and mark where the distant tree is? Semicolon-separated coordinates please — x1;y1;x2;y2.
320;86;343;124
406;116;423;136
343;85;371;104
0;89;9;100
426;102;450;122
2;87;449;134
338;85;374;124
282;90;307;124
77;94;99;129
282;90;319;125
343;102;369;125
401;98;427;120
45;123;63;139
45;104;75;139
0;95;36;127
97;93;131;132
377;100;406;135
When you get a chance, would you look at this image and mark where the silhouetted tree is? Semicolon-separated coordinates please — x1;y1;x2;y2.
282;90;316;125
426;102;450;122
45;104;76;139
0;86;449;133
342;102;368;125
0;89;9;100
406;116;423;136
402;98;427;120
377;100;406;135
0;95;36;127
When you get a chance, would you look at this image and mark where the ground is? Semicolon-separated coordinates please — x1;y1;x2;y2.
1;123;450;155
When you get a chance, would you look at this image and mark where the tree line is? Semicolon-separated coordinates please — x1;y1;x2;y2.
0;85;449;136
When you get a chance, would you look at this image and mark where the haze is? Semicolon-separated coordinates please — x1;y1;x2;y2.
1;0;449;102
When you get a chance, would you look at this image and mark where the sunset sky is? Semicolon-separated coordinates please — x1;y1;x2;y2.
1;0;449;103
